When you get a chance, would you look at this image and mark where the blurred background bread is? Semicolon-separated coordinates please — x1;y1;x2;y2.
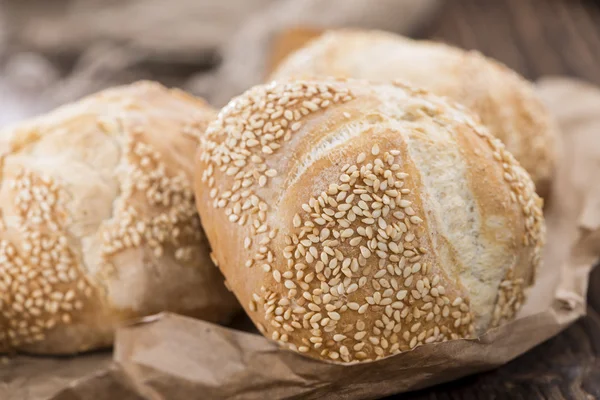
0;81;239;354
194;78;545;363
270;29;560;199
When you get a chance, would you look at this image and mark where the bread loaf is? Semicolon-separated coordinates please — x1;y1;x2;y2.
194;79;545;363
0;81;239;354
270;29;559;198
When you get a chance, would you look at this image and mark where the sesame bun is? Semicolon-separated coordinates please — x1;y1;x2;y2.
270;29;560;199
194;79;545;363
0;81;239;354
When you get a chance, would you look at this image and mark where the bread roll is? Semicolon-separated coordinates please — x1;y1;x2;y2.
194;79;545;363
0;81;239;354
270;29;559;199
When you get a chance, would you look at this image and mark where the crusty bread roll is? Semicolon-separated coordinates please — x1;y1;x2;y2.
194;79;545;363
270;29;559;199
0;81;239;354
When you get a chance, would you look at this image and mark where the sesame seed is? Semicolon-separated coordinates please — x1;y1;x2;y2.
452;297;463;306
360;246;371;258
328;311;341;320
284;280;296;289
333;334;346;342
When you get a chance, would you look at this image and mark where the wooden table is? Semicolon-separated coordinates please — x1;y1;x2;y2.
425;0;600;86
402;1;600;399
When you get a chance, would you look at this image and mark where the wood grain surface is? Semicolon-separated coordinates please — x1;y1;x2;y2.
423;0;600;85
395;1;600;399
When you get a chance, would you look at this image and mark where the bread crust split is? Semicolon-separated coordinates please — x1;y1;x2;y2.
194;78;545;363
0;81;239;354
270;29;560;199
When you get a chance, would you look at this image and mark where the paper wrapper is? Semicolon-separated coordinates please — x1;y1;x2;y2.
1;77;599;400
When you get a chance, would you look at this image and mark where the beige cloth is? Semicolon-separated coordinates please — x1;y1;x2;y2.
188;0;441;106
3;0;274;60
0;0;440;125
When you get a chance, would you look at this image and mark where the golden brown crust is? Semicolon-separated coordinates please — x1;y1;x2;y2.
0;81;239;354
268;27;325;75
270;29;559;199
194;79;544;363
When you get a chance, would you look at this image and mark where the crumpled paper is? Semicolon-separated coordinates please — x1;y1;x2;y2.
0;353;112;400
0;77;598;400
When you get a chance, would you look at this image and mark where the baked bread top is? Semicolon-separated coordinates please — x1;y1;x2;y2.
270;29;560;198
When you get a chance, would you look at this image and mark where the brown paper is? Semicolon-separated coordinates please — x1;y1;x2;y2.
2;77;599;400
0;353;112;400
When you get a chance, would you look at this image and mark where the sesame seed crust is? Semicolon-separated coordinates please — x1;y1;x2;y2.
194;79;545;363
100;136;202;265
0;170;95;351
270;29;559;199
0;81;239;354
